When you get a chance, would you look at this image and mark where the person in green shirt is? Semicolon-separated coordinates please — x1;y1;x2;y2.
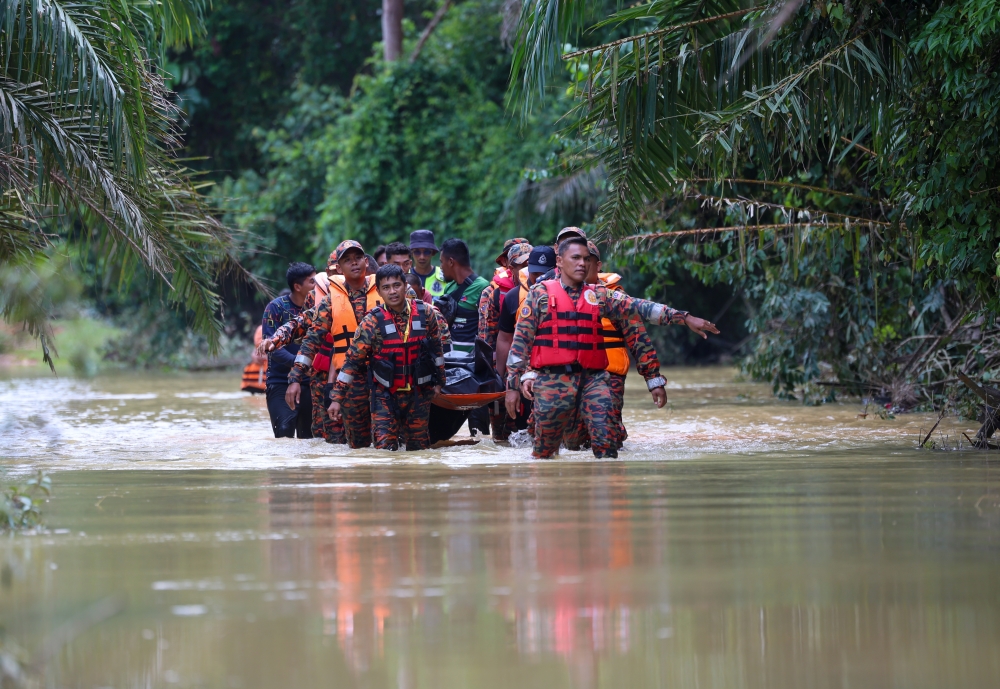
437;238;490;354
409;229;447;299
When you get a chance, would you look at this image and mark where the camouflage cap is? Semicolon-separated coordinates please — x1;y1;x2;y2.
586;240;601;259
330;239;365;266
556;226;587;243
507;243;533;266
496;237;530;265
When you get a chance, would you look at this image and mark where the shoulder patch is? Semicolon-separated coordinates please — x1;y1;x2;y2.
520;305;532;319
583;289;599;306
610;289;624;300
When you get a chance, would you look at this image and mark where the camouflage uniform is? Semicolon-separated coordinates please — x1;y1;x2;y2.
430;304;453;349
478;283;502;348
332;299;446;451
507;281;686;459
289;286;372;446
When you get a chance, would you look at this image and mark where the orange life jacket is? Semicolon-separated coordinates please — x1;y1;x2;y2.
529;280;608;370
371;302;432;393
242;325;268;392
241;361;267;393
597;273;630;376
313;275;382;374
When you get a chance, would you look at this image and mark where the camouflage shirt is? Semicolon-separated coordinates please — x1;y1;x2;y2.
288;284;370;385
506;281;687;387
477;282;500;347
331;299;447;403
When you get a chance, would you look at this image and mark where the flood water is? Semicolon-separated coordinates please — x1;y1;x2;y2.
1;367;999;688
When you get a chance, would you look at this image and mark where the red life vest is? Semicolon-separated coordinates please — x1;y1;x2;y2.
529;280;608;370
492;267;516;296
371;301;432;393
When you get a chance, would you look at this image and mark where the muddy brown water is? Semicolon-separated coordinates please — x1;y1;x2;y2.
1;368;998;688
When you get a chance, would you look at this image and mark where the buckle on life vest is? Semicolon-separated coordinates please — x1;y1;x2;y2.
538;363;584;374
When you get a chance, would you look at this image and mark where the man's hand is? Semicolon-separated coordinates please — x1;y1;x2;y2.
433;385;442;397
683;315;720;339
256;338;276;358
650;386;667;408
284;382;301;411
520;378;535;400
328;401;342;422
505;388;521;418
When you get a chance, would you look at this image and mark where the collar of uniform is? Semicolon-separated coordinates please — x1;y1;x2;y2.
558;279;585;298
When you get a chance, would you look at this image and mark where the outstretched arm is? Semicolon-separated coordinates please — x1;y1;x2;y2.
598;287;719;337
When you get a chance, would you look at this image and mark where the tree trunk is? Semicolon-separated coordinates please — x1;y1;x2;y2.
383;0;404;62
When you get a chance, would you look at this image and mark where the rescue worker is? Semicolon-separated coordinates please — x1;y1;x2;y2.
504;237;720;459
436;238;492;435
259;248;346;440
494;245;553;438
437;238;490;354
284;240;384;447
483;242;532;440
328;264;447;451
373;245;388;267
563;241;667;450
404;273;453;349
260;262;316;438
478;238;530;349
409;229;447;300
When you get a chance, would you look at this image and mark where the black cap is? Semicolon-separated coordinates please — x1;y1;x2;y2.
409;229;438;252
528;246;556;274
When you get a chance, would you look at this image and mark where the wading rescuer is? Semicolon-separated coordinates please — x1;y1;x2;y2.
504;236;720;459
257;248;341;438
437;238;489;354
484;242;533;439
328;264;447;451
495;245;553;438
260;262;317;438
280;240;383;447
409;230;447;300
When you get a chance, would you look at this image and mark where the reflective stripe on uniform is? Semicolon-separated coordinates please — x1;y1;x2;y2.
294;354;313;366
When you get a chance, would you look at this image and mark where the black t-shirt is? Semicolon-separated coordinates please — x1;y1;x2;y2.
498;286;523;334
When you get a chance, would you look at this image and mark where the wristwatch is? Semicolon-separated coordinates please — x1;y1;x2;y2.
646;376;667;390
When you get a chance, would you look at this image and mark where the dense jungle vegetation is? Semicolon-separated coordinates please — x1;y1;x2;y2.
3;0;1000;413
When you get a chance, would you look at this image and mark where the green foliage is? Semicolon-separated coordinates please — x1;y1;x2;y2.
511;0;1000;404
1;472;51;532
224;0;561;278
174;0;387;174
0;0;253;366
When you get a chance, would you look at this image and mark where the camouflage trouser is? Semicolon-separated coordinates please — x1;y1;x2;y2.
308;369;344;442
371;386;435;451
341;374;373;449
532;369;616;459
562;372;627;450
